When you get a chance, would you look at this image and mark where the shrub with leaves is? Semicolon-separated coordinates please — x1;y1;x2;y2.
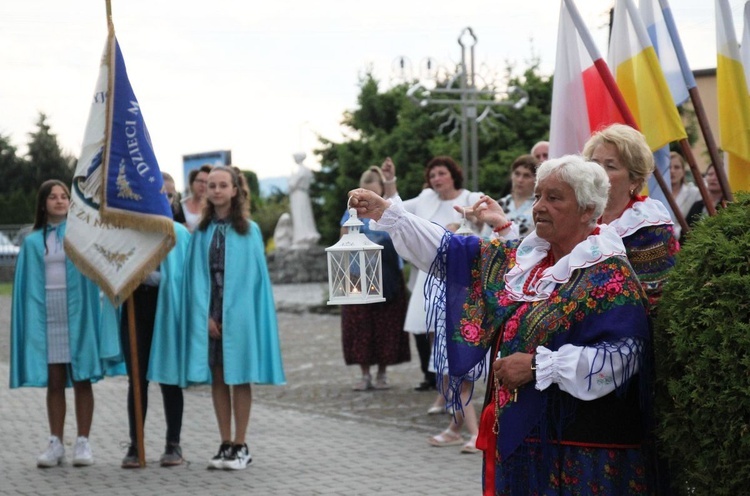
654;192;750;495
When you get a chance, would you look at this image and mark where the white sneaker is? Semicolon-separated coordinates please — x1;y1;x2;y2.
37;436;65;467
72;436;93;466
207;442;233;470
223;444;252;470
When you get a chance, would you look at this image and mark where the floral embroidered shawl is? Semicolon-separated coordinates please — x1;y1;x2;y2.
429;233;650;462
606;196;679;309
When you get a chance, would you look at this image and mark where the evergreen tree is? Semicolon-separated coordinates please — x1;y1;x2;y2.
0;189;36;225
21;112;75;193
0;134;36;224
0;113;76;224
0;134;21;196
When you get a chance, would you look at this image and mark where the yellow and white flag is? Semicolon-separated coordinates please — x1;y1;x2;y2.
608;0;686;152
716;0;750;192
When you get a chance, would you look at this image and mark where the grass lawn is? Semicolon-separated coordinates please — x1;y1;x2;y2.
0;283;11;296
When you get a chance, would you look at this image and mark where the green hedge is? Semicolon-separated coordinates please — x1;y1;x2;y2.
655;193;750;495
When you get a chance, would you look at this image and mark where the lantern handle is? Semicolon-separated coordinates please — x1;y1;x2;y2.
346;194;360;221
455;206;476;236
342;194;364;228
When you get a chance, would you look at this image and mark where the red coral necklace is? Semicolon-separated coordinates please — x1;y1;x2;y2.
522;252;555;296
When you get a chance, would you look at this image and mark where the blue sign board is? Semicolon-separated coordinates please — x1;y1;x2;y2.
182;150;232;191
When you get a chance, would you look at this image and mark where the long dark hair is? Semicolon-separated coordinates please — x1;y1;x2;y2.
33;180;70;230
197;166;249;235
33;179;70;254
232;166;251;218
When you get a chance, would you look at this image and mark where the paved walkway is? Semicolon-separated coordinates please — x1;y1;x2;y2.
0;284;485;495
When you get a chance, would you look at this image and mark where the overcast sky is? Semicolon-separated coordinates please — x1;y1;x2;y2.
0;1;741;189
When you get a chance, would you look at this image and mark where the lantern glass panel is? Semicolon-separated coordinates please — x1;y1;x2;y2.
328;251;350;298
363;250;382;296
326;207;385;305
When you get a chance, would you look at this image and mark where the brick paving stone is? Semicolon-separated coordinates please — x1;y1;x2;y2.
0;284;485;495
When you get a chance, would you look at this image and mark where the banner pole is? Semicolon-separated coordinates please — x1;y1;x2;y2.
126;295;146;467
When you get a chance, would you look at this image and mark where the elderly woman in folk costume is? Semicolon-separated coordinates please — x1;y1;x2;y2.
348;155;653;494
583;123;679;310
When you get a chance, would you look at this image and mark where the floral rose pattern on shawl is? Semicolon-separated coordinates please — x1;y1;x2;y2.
449;238;644;359
451;238;518;355
490;260;644;417
458;266;493;345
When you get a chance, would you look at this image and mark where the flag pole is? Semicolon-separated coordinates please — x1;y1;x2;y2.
679;135;717;216
105;0;146;467
565;0;688;233
658;0;732;204
594;61;690;233
126;295;147;468
686;89;732;205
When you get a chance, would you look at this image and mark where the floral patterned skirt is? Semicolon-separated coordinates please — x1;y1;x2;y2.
488;441;649;495
340;285;410;367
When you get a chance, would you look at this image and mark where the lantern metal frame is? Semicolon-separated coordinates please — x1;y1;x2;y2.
326;206;385;305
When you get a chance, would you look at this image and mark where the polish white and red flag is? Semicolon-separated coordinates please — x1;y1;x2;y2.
549;0;629;158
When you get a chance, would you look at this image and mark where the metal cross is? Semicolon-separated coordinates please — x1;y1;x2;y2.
406;27;528;191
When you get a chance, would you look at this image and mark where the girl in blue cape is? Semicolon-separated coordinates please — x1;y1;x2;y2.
11;180;121;468
101;221;191;468
182;166;285;471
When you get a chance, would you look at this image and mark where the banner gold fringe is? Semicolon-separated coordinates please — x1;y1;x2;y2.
63;232;175;306
99;208;177;236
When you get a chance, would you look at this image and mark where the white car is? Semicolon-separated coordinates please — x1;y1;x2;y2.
0;231;20;266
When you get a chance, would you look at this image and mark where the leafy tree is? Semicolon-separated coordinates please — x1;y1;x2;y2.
312;61;553;245
475;63;553;197
239;169;260;214
253;190;290;250
240;168;289;246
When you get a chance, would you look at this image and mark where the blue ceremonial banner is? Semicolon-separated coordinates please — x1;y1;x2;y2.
100;40;173;221
65;27;175;305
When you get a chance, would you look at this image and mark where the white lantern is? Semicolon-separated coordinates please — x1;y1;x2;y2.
326;207;385;305
455;208;475;236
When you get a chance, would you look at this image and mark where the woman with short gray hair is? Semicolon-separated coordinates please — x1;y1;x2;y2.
346;154;654;494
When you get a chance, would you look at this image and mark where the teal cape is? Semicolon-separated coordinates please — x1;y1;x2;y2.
149;223;190;385
100;222;191;386
10;222;122;388
183;220;285;386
